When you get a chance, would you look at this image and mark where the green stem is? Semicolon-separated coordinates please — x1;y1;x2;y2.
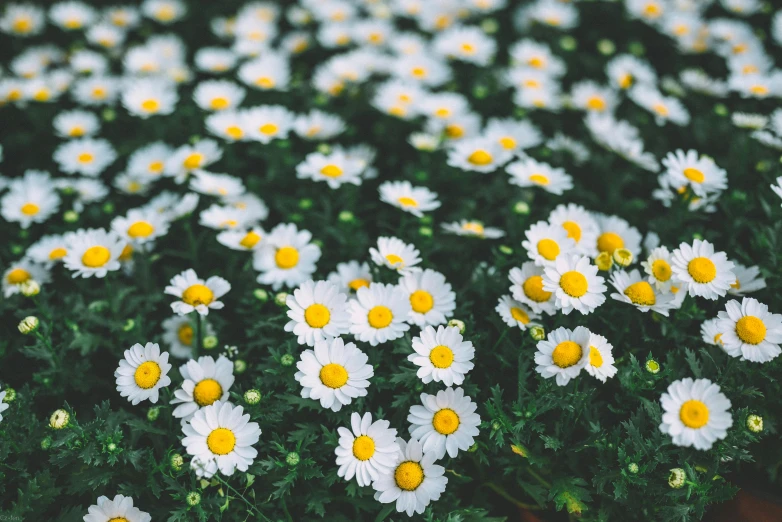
213;475;272;521
484;482;541;510
194;314;202;360
526;466;552;489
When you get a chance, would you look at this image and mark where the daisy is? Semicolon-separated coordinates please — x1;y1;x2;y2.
569;81;618;113
53;110;100;138
534;326;590;386
407;387;480;459
335;412;400;487
447;137;513;173
659;378;733;450
142;0;186;24
193;80;246;112
0;387;8;423
84;495;150;522
717;298;782;363
641;246;676;292
327;260;373;295
729;263;766;296
506;156;573;195
432;25;496;66
122;78;179;119
610;269;677;316
521;220;576;267
409;325;474;386
369;236;421;275
199;204;257;231
629;85;691;126
379;180;440;217
661;149;728;197
237;54;290;91
671;239;735;300
205;111;248;142
194;47;238;74
294;337;373;412
352;19;394;47
165;140;223;183
606;54;657;90
86;23;126;49
701;317;725;347
165;269;230;316
509;262;557;315
0;4;45;36
49;1;96;31
284;280;350;346
253;223;321;290
189;170;245;199
426;112;482;142
390;54;452;87
295;150;364;189
26;233;70;266
115;342;172;405
418;93;470;123
293;110;346;140
105;5;141;28
509;39;566;77
583;332;617;382
126;142;173;179
161;315;215;359
484;118;543;152
216;227;265;252
543;255;607;315
594;214;643;258
349;283;412;346
372;80;425;120
244;105;295;144
548;203;599;256
53;138;117;177
111;208;170;248
496;295;540;330
441;220;505;239
171;355;235;421
181;401;261;478
398;269;455;327
2;259;50;298
62;228;125;278
0;173;60;229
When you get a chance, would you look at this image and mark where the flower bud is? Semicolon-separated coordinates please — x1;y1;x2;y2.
286;452;300;466
234;359;247;374
530;326;546;341
18;316;39;334
338;210;355;223
595;251;613;271
203;336;218;350
513;201;530;215
244;389;261;405
628;463;639;474
613;248;633;267
170;453;184;471
41;436;52;450
280;354;295;367
147;406;160;422
668;468;686;489
298;198;313;210
447;319;466;334
20;279;40;297
186;492;201;506
3;387;16;402
597;39;615;55
274;292;289;307
645;359;660;374
499;245;513;255
63;210;79;223
746;414;763;433
419;226;433;237
49;409;70;430
253;288;269;302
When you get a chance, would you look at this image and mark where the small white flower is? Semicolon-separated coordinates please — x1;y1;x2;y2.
193;80;246;112
584;331;617;382
701;317;725;348
409;326;475;386
509;262;557;315
378;180;440;217
53;138;117;177
441;220;505;239
610;269;677;316
122;78;179;119
641;246;676;292
495;295;540;329
369;236;421;274
161;315;215;359
506;156;574;195
115;342;172;405
216;227;265;252
728;263;766;296
285;280;350;346
349;283;411;346
522;220;576;267
717;297;782;363
171;355;235;421
165;269;231;316
447;136;513;173
659;378;732;450
253;223;321;290
535;326;590;386
63;228;126;278
671;239;735;300
110;208;170;248
407;387;481;460
295;150;364;189
335;412;399;487
2;258;50;298
398;269;455;327
84;494;151;522
543;255;606;315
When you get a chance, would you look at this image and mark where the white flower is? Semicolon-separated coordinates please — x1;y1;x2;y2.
509;262;557;315
717;297;782;363
610;269;677;316
53;109;100;138
238;54;290;91
506;156;573;195
127;141;173;179
193;80;246;112
485;117;543;152
26;233;69;266
84;494;151;522
111;208;170;248
659;378;732;450
661;149;728;197
115;342;172;405
629;85;691;126
701;317;725;347
594;214;643;258
379;180;440;217
335;412;400;487
293;110;346;140
244;105;295;144
583;331;617;382
441;220;505;239
542;255;606;315
285;280;350;346
161;315;215;359
181;401;261;478
142;0;186;24
216;227;265;252
496;295;540;329
407;387;480;459
165;140;223;183
327;260;373;296
369;236;421;274
447;136;513;173
165;269;231;316
606;54;657;90
671;239;735;300
53;138;117;177
295;150;364;189
122;78;178;119
641;246;676;292
49;1;96;30
409;326;474;386
729;263;766;296
0;171;61;229
63;228;126;278
534;326;590;386
2;258;50;298
171;355;235;421
0;387;9;424
0;4;45;36
206;110;248;142
570;80;618;113
349;283;411;346
372;437;448;517
253;223;321;290
548;203;599;256
398;269;455;327
294;337;373;412
522;220;576;267
432;25;496;66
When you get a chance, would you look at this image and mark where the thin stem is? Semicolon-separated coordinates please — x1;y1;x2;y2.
526;466;552;489
484;482;540;510
194;314;202;359
213;475;272;522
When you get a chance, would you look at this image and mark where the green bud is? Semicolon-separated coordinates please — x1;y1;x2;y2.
415;170;428;182
41;436;52;450
492;421;502;431
2;387;16;402
49;409;70;430
234;359;247;374
147;406;160;422
530;326;546;341
597;39;615;55
11;244;24;256
170;453;184;471
244;389;261;405
419;226;433;237
668;468;686;489
645;359;660;374
316;143;331;155
338;210;355;223
714;103;728;116
746;414;763;433
122;319;135;332
629;41;645;56
203;336;218;350
447;319;466;334
499;245;513;255
286;452;300;466
186;491;201;506
298;198;313;210
280;354;295;367
101;108;116;121
18;316;40;334
188;135;201;145
253;288;269;302
473;84;489;99
480;18;498;34
275;292;289;307
628;463;639;474
63;210;79;223
559;35;577;51
102;202;115;214
513;201;530;215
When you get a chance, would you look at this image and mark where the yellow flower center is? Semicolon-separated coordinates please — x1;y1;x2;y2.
207;428;236;455
21;203;40;216
82;246;111;268
239;231;261;248
589;346;603;367
389;106;407;117
78;153;94;164
619;73;633;89
597;232;624;254
460;42;475;54
226;126;244;139
259;123;278;135
652;103;669;117
552;340;582;368
343;278;368;293
141;99;160;112
395;461;424;491
445;124;463;138
624;281;656;306
182;284;214;306
463;222;485;235
562;221;581;242
352;435;375;460
275;246;299;269
411;66;427;77
528;57;544;68
432;408;460;435
435;108;450;118
385;254;404;267
177;323;193;345
256;78;275;90
510;307;530;324
586;96;606;111
468;150;493;166
193;378;223;406
109;518;129;522
305;303;331;328
683;167;704;183
529;174;550;185
148;160;164;174
12;17;32;33
320;164;343;177
319;363;348;388
736;316;766;345
119;244;133;262
69;126;85;137
679;400;709;429
714;333;723;345
652;259;672;282
523;275;552;302
560;271;588;297
210;97;230;110
128;221;154;238
687;257;717;283
499;136;516;149
410;290;434;313
183;152;204;170
33;89;50;101
429;345;454;368
156;5;176;21
134;361;161;389
536;238;560;261
7;268;30;284
49;247;67;260
398;197;418;208
368;305;393;328
644;3;661;17
750;85;769;96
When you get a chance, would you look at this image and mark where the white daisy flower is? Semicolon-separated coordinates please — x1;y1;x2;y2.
506;156;573;195
717;297;782;363
237;54;291;91
327;260;373;295
53;109;100;138
610;269;677;316
105;5;141;28
441;220;505;239
111;208;170;248
369;236;421;274
161;315;215;359
496;295;540;330
379;180;440;218
126;142;173;179
409;325;475;386
447;136;513;173
253;223;321;290
0;4;45;36
349;283;412;346
701;317;725;347
2;259;50;298
372;437;447;517
86;22;126;49
534;326;590;386
115;342;172;405
295;150;364;189
295;337;373;412
193;80;246;112
244;105;295;144
659;378;732;450
121;78;179;119
49;1;96;31
484;117;543;152
189;170;245;199
542;255;607;315
432;25;496;65
285;280;350;346
594;214;643;258
671;239;735;300
53;138;117;177
0;172;60;229
407;387;480;459
390;54;452;87
728;263;766;296
293;110;346;140
641;246;676;292
199;204;259;231
547;203;599;256
216;227;265;252
509;39;566;77
26;233;69;266
165;140;223;183
171;355;235;421
509;262;557;315
570;81;618;113
661;149;728;197
335;412;400;487
194;47;238;74
62;228;126;278
165;269;231;316
84;494;150;522
606;54;657;90
142;0;186;24
181;400;261;478
522;220;577;267
583;331;617;382
629;85;691;126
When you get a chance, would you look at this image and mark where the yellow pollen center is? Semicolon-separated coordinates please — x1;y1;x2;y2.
687;257;717;284
536;239;560;261
7;268;30;284
468;150;493;166
128;221;154;238
463;222;484;235
561;221;581;242
619;73;633;89
148;160;164;173
275;246;299;269
435;108;450;118
714;333;723;345
226;126;244;139
182;284;214;306
320;164;343;177
78;153;94;164
652;103;669;116
177;324;193;345
528;57;544;68
445;124;464;138
429;345;454;368
679;400;709;429
69;126;85;137
141;99;160;112
368;305;393;328
134;361;161;389
586;96;606;111
109;518;129;522
119;244;133;261
305;303;331;328
644;3;661;16
461;42;475;54
410;290;434;313
499;136;516;149
352;435;375;460
395;461;424;491
259;123;278;135
193;378;223;406
210;97;230;110
652;259;672;281
560;271;588;297
683;168;705;183
82;246;111;268
319;363;348;388
385;254;404;267
529;174;550;185
239;231;261;248
156;5;176;21
398;197;418;207
49;247;67;260
597;232;624;254
349;278;370;291
21;203;40;215
183;152;204;170
510;307;529;324
13;17;32;33
432;408;460;435
207;428;236;455
589;346;603;367
624;281;656;306
736;316;766;345
523;275;551;302
411;66;427;77
552;340;583;368
750;85;769;95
